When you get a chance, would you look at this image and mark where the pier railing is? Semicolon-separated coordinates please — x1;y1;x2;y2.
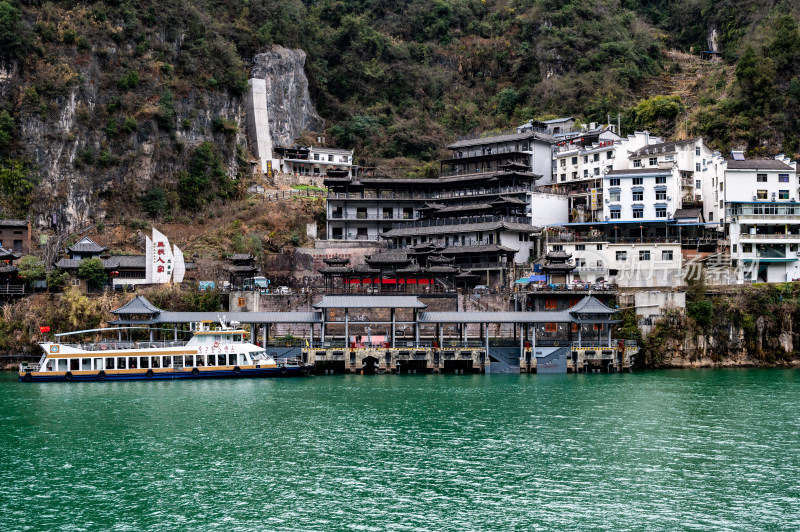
55;340;190;352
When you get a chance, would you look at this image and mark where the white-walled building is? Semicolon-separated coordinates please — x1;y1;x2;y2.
444;131;555;182
603;167;682;222
544;239;683;288
273;145;354;177
725;156;800;283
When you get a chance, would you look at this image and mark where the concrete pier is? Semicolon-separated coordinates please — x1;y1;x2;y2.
305;346;487;374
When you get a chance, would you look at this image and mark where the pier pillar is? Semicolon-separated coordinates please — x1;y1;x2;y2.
391;308;395;348
345;308;349;347
310;323;315;346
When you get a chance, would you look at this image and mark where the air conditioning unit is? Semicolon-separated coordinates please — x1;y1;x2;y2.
604;199;609;203
667;196;672;201
604;216;609;221
753;195;759;201
796;251;800;257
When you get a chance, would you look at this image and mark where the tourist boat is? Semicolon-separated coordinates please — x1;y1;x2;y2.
19;319;309;382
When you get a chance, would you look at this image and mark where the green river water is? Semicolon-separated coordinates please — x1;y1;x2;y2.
1;369;799;531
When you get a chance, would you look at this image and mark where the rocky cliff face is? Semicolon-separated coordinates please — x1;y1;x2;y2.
1;43;321;231
249;46;323;147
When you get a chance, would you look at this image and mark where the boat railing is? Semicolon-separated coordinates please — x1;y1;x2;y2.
20;362;40;371
55;340;191;352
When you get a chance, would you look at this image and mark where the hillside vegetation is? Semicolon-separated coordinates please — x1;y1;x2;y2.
1;0;800;223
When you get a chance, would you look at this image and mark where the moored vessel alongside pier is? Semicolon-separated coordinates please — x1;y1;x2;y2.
19;320;309;383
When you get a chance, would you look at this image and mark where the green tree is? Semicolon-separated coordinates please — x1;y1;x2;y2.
16;256;45;286
766;16;800;74
141;187;169;218
0;159;37;216
178;142;231;210
496;88;520;117
77;257;107;289
633;95;684;131
0;110;15;149
46;268;70;290
0;1;22;59
735;46;776;114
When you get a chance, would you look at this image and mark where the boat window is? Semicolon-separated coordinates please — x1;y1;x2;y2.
128;357;138;369
94;359;104;370
217;354;226;366
117;357;127;369
81;358;92;371
214;335;221;343
234;335;241;342
196;355;204;366
228;353;236;366
105;358;114;370
58;359;68;371
151;356;160;368
139;357;149;369
238;353;247;365
70;359;79;371
185;354;195;367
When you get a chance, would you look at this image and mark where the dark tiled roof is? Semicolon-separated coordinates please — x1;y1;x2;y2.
491;195;528;205
322;256;350;265
111;296;162;315
434;203;493;214
0;247;21;260
55;258;119;269
229;253;255;262
364;251;410;264
382;221;539;238
318;266;354;274
227;265;259;273
424;265;459;273
440;244;517;255
313;295;427;309
446;131;556;149
114;255;147;268
0;219;29;227
606;168;672;176
674;208;703;221
726;159;795;171
569;296;617;315
545;251;572;260
427;254;455;263
630;138;700;157
0;264;17;274
68;237;107;254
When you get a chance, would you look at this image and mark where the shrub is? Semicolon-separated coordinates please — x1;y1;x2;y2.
117;70;140;90
77;257;107;288
141;187;169;218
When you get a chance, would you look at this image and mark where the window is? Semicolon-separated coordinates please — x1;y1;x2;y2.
708;212;714;222
656;207;667;218
583;156;588;164
780;190;790;200
545;323;557;332
655;176;666;184
696;146;701;156
792;244;798;252
757;190;768;200
610;210;621;219
593;153;600;162
757;174;768;183
314;153;320;161
633;177;643;185
649;157;657;166
575;244;585;250
696;163;701;172
780;174;790;182
696;179;701;189
732;244;737;253
609;190;621;202
610;178;620;186
328;154;334;162
633;208;644;219
572;171;578;179
616;251;627;261
596;244;603;250
632;190;643;201
639;250;651;261
584;169;589;178
633;159;642;168
576;259;586;267
552;245;563;251
560;159;566;167
571;157;578;165
662;250;673;261
656;190;667;200
560;173;566;182
238;297;246;307
743;243;752;253
607;151;613;159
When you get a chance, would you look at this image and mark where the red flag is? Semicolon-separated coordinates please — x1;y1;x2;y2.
39;326;50;333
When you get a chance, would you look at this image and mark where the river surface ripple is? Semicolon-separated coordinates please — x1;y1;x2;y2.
1;369;799;531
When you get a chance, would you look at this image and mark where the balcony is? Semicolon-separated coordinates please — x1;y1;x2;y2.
739;233;800;240
329;213;420;221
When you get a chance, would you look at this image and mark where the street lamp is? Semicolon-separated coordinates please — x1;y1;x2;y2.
639;225;644;242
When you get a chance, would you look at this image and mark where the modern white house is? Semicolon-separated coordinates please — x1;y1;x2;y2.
725;155;800;283
273;145;355;177
603;167;682;222
544;238;683;288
